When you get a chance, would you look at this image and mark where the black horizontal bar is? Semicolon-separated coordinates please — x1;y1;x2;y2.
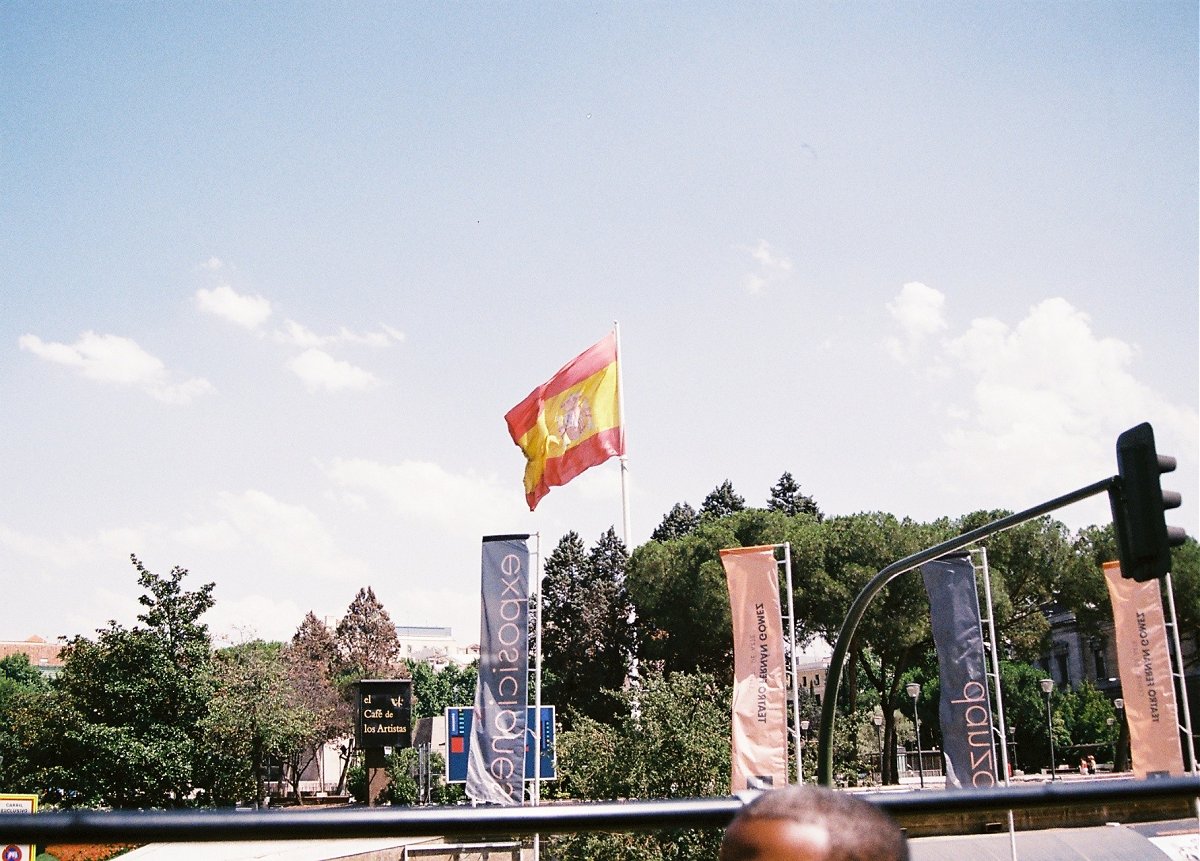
1;777;1195;844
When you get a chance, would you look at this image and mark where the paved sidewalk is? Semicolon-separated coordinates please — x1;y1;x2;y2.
119;836;434;861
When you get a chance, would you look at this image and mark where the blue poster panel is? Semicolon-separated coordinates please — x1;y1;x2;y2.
447;706;556;784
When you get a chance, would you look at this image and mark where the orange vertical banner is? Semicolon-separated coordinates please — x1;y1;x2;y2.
1103;561;1185;778
721;545;788;791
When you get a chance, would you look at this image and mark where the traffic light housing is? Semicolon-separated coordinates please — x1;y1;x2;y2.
1110;422;1187;581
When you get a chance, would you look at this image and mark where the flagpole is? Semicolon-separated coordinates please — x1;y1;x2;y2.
532;532;542;857
613;321;632;548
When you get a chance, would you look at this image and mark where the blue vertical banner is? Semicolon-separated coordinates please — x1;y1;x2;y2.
466;534;530;805
922;552;997;788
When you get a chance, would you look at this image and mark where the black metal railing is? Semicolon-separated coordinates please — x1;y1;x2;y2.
1;776;1196;845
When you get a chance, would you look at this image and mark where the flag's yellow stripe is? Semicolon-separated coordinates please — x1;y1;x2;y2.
517;361;619;493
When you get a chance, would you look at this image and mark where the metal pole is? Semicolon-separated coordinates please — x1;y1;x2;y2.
613;321;631;548
782;543;802;784
1042;682;1057;780
816;477;1115;786
4;778;1200;845
974;547;1017;861
532;532;543;859
909;686;925;789
1162;572;1197;774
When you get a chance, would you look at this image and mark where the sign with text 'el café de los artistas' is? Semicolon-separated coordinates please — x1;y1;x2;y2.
356;679;413;749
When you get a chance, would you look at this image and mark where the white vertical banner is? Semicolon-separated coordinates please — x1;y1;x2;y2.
1103;561;1185;778
721;545;788;791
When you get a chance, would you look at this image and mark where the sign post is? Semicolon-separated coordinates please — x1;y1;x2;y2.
356;680;413;806
0;794;38;861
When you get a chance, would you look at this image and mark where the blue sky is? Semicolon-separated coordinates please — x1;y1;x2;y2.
2;3;1196;646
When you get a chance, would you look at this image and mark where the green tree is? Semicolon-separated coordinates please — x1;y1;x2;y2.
998;661;1065;775
548;669;730;860
336;587;404;681
541;529;637;726
43;556;216;807
650;502;700;542
282;613;353;801
767;472;821;520
199;640;320;807
407;659;477;719
957;513;1072;659
700;480;745;520
0;653;48;716
1167;537;1200;669
629;508;825;677
802;512;952;784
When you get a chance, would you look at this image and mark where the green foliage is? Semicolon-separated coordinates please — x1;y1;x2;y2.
998;661;1063;774
767;472;821;520
0;652;49;715
384;747;460;805
197;640;321;807
699;480;745;520
1166;537;1199;668
650;502;699;542
958;514;1071;658
347;747;465;807
335;587;403;681
630;508;816;676
407;659;477;719
282;613;354;797
547;668;729;860
19;557;218;807
541;529;636;726
1;652;49;689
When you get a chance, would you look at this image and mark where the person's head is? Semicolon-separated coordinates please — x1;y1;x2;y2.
719;784;908;861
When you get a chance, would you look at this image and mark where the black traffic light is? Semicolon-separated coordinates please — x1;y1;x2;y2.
1110;422;1187;582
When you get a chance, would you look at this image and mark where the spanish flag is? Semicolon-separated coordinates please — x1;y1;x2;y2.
505;333;624;511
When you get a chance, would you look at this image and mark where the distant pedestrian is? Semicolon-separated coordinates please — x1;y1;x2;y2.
1079;757;1088;775
720;783;909;861
1087;755;1096;775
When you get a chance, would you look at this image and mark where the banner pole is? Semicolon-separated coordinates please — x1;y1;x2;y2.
1162;572;1197;774
613;321;631;547
975;548;1017;861
781;543;801;784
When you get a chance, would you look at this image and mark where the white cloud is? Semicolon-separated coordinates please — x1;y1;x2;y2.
274;319;405;349
740;239;793;295
18;331;213;404
287;348;382;392
0;523;147;568
214;489;368;583
195;283;272;329
322;458;522;532
205;592;308;644
885;281;948;361
896;292;1199;522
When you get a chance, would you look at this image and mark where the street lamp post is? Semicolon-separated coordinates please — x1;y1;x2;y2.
1113;698;1125;772
906;682;924;788
872;711;884;783
799;719;810;783
1040;678;1056;780
1008;725;1017;775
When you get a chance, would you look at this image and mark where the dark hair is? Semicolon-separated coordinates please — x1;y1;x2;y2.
720;784;909;861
